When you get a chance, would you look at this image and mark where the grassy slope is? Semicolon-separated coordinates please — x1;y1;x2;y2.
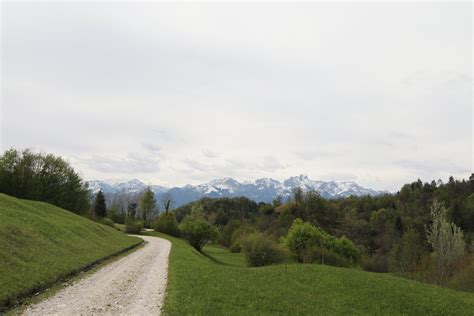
0;193;142;310
144;232;474;316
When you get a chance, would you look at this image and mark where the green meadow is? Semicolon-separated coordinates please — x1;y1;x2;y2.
144;231;474;315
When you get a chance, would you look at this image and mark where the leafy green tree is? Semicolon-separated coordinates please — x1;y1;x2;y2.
108;201;125;224
0;148;90;215
94;190;107;219
140;186;156;228
292;187;304;206
189;202;206;220
272;195;282;208
179;217;219;252
464;193;474;231
154;212;180;237
259;204;274;216
390;228;424;279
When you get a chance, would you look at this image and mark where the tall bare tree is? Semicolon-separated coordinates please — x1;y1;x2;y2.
161;193;173;215
426;200;465;285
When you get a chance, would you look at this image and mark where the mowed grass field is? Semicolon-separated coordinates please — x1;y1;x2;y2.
0;194;142;311
144;231;474;315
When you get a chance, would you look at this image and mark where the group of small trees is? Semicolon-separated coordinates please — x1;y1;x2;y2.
388;199;467;286
91;186;161;234
90;185;202;238
0;149;90;215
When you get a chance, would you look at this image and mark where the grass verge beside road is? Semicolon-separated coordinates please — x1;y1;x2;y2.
0;194;142;311
144;231;474;315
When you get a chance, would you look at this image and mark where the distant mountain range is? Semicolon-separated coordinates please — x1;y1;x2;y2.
87;175;387;208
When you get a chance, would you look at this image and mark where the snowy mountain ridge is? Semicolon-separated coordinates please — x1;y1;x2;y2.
87;175;386;208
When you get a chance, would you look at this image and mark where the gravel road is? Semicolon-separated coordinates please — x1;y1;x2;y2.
24;236;171;316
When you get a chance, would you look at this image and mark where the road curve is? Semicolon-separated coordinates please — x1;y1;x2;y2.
24;235;171;316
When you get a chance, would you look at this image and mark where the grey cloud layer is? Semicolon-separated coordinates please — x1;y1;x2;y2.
1;2;472;190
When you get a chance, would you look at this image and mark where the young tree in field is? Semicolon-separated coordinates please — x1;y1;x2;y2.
94;190;107;219
140;187;156;228
426;200;465;285
179;217;219;252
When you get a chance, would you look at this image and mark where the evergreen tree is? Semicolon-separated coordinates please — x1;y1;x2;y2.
94;190;107;219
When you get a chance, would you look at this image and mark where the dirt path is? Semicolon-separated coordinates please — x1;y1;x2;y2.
24;236;171;316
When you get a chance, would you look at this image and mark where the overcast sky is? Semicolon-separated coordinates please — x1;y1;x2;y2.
1;2;472;191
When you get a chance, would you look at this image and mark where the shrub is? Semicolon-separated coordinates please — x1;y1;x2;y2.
448;255;474;292
284;219;330;263
179;217;219;252
302;245;352;267
108;209;126;224
98;217;114;227
154;212;180;237
107;202;126;224
241;233;285;267
228;224;256;253
284;219;361;266
362;253;389;272
333;236;362;263
218;219;241;247
229;241;242;253
125;218;143;234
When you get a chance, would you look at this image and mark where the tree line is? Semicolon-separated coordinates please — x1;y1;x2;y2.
0;149;90;215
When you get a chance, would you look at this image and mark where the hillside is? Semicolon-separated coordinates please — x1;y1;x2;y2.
145;232;474;315
0;194;142;311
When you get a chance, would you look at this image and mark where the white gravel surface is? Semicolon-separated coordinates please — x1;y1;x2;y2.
24;235;171;316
